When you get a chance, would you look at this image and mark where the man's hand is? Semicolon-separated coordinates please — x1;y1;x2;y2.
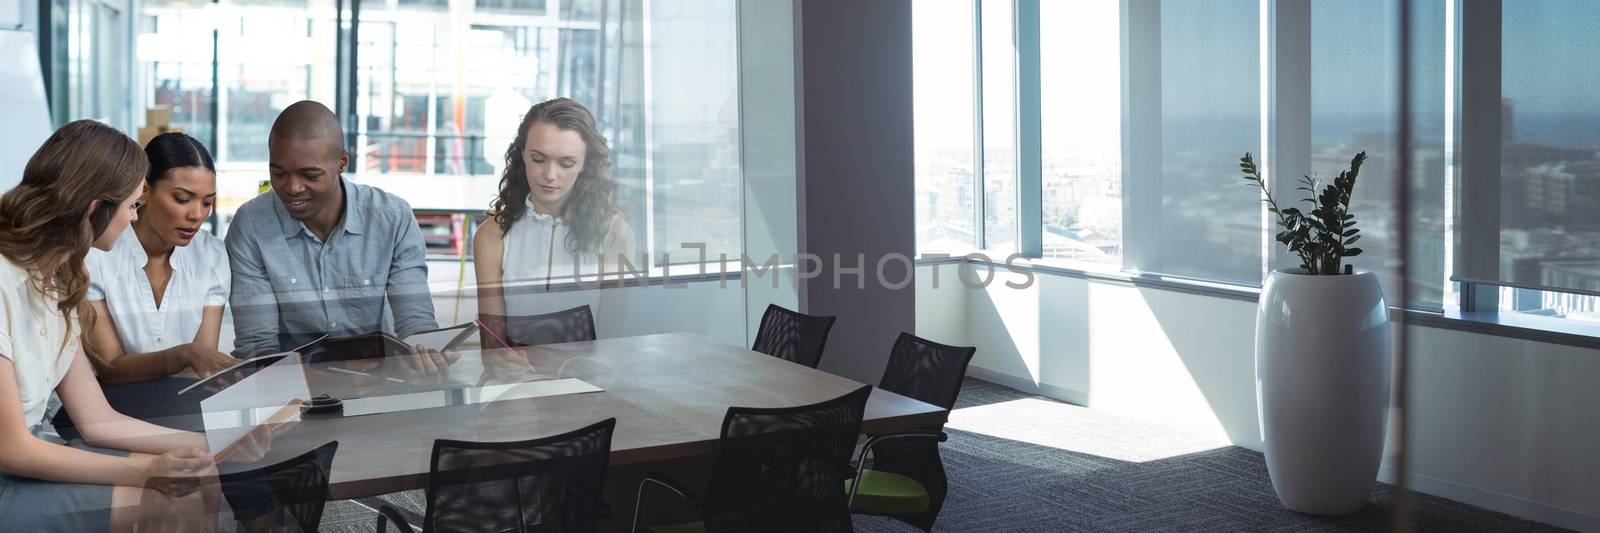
394;344;454;379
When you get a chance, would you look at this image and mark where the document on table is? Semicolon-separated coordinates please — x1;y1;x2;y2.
339;378;603;417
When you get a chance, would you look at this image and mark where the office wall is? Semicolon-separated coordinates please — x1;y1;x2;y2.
796;0;917;385
0;6;50;193
924;265;1600;531
1;0;30;30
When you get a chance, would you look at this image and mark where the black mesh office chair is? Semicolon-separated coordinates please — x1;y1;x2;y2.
217;441;339;533
481;305;597;348
847;333;976;531
632;385;873;533
749;304;837;368
377;418;617;533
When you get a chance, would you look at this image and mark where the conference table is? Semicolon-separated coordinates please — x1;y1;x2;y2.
242;332;949;501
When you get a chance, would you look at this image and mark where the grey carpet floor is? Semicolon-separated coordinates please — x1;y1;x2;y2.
316;378;1565;532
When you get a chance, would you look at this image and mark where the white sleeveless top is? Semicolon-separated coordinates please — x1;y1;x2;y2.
499;199;619;316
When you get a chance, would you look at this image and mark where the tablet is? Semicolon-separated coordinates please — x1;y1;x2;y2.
200;353;310;458
299;332;409;364
405;322;479;352
176;352;292;397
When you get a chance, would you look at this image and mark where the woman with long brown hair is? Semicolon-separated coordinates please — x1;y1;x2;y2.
42;132;239;439
474;97;635;341
0;120;222;531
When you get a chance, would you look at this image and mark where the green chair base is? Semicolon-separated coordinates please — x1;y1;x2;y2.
846;469;931;515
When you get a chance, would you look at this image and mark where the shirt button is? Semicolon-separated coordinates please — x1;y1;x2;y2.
363;279;371;286
323;287;330;294
330;321;338;329
290;278;298;284
39;327;47;336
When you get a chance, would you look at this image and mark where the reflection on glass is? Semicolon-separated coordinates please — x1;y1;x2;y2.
913;0;977;254
55;0;130;131
140;7;216;148
981;0;1016;252
352;0;597;178
1156;0;1259;284
132;0;743;285
222;6;336;163
1312;0;1446;308
1040;0;1120;264
647;0;741;263
1494;1;1600;317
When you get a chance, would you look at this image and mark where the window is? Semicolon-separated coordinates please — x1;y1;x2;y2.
913;0;978;254
980;0;1016;253
918;0;1463;309
646;0;742;263
1144;0;1261;284
51;0;131;131
1310;0;1448;308
221;6;332;164
1039;0;1120;265
122;0;744;270
1454;0;1600;321
141;8;215;151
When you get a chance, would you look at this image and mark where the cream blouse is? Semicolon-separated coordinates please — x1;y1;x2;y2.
0;257;81;429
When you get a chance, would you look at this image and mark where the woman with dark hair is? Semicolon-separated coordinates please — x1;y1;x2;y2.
79;132;237;392
474;98;635;336
0;120;225;531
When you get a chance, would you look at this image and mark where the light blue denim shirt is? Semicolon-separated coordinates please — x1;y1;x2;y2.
225;177;438;356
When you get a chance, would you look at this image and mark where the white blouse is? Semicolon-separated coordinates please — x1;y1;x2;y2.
500;199;621;316
0;257;80;428
86;226;230;354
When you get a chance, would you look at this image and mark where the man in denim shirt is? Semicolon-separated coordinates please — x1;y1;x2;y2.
226;101;441;360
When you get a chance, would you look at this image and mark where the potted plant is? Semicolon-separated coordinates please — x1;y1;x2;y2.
1239;151;1391;515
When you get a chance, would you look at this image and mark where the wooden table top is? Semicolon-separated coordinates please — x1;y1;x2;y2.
246;332;947;499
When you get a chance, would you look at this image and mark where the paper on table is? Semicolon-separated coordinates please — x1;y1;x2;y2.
339;378;602;417
200;353;311;457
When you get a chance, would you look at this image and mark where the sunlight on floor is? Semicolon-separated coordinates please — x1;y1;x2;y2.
946;397;1230;463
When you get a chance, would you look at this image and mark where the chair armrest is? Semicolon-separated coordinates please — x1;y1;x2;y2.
631;472;701;532
376;504;418;533
849;429;948;506
639;472;700;504
859;429;948;462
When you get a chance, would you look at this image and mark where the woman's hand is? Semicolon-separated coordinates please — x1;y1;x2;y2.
478;349;535;386
182;344;239;378
144;447;215;497
220;416;297;465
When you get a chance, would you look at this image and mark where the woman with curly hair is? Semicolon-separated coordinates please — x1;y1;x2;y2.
474;97;635;343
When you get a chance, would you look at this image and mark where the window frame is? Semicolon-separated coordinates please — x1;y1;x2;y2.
918;0;1600;341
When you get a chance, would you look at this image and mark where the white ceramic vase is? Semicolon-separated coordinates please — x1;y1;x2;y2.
1256;268;1392;515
